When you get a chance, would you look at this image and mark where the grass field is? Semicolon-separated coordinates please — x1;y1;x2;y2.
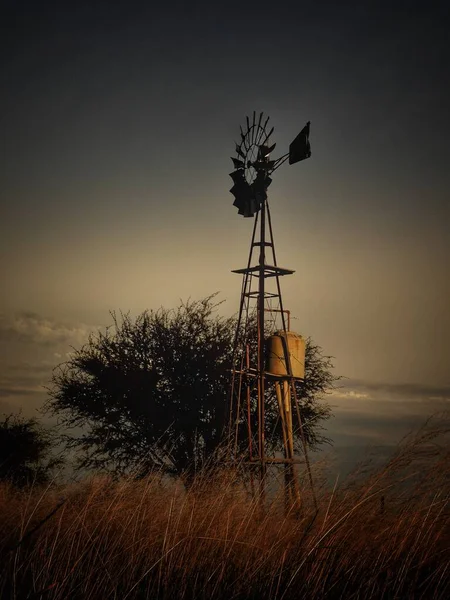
1;421;449;599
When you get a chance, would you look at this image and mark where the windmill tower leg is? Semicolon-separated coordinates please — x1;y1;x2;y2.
257;197;267;504
275;379;301;512
282;380;294;459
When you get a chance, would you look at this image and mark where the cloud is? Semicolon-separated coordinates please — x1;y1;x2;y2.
324;378;450;450
330;389;370;400
0;313;97;418
0;311;93;347
0;384;47;417
337;379;450;404
0;362;50;415
0;385;41;397
328;380;450;422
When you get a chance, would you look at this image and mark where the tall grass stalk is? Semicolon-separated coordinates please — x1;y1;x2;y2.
0;420;449;599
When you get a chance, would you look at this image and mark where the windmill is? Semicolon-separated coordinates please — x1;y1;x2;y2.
228;112;315;509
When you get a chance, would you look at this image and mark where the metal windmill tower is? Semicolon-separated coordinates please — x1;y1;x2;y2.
228;112;316;508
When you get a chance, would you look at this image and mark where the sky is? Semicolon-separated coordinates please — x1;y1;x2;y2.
1;0;449;469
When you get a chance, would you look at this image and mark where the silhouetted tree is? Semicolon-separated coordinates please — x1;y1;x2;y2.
46;296;338;477
0;414;60;487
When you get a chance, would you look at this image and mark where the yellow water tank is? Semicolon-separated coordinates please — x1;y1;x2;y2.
265;331;305;379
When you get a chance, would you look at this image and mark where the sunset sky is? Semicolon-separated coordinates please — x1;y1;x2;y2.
1;0;449;468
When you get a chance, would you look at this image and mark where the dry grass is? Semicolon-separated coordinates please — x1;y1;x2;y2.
1;422;449;599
